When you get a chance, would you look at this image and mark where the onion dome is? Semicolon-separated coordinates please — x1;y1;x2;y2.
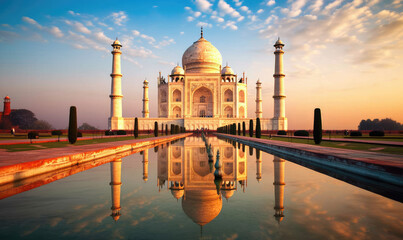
182;31;222;74
182;190;222;226
221;189;235;200
143;79;148;84
221;65;234;75
171;65;185;75
171;189;184;200
112;38;122;46
274;37;284;48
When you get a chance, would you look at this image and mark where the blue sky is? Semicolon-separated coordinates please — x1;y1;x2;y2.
0;0;402;129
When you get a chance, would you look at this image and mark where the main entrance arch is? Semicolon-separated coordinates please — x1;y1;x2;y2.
192;87;213;117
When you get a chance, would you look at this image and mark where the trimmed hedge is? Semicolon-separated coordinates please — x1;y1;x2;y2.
369;130;384;137
117;130;126;135
28;131;39;139
51;130;63;136
277;130;287;135
294;130;309;136
350;131;362;137
77;132;83;138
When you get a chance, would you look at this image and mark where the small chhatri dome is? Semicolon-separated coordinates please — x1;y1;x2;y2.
221;65;234;75
257;79;261;84
182;29;222;74
4;96;10;100
274;37;284;48
143;79;148;84
112;38;122;46
171;189;184;200
171;65;185;75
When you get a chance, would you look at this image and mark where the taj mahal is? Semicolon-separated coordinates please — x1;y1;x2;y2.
108;28;287;131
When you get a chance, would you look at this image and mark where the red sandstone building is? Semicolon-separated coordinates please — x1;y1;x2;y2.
0;96;11;121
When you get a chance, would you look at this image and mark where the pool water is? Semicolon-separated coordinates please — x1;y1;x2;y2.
0;136;402;240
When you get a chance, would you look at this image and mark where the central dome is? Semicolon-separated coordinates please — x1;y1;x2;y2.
182;36;222;74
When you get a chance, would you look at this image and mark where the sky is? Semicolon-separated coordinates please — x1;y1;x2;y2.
0;0;402;130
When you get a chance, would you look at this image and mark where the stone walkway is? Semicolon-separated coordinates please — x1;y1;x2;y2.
264;134;403;147
0;134;141;146
216;133;403;186
0;133;191;185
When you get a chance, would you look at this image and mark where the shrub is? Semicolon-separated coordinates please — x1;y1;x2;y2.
77;132;83;137
294;130;309;136
369;130;384;137
28;131;39;140
256;118;261;138
134;118;139;138
350;131;362;137
117;130;126;135
313;108;322;144
51;130;63;136
277;130;287;135
249;119;253;137
154;121;158;137
105;130;113;136
68;106;77;144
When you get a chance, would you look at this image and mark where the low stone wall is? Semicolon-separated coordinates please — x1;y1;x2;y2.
0;133;192;185
216;133;403;187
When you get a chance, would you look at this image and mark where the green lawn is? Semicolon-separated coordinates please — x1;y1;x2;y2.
260;136;403;155
0;134;156;152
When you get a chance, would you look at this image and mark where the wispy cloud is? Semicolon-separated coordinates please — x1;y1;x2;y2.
110;11;128;26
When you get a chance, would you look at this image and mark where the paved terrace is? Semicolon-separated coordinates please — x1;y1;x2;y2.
216;133;403;187
264;134;403;147
0;133;192;185
0;134;141;146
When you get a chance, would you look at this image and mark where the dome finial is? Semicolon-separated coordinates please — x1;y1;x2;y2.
201;26;203;38
116;37;118;40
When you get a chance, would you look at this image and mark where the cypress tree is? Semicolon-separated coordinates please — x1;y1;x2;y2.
238;123;241;135
134;117;138;138
256;118;261;138
165;124;168;135
313;108;322;144
232;123;236;135
154;121;158;137
161;123;164;135
249;119;253;137
170;124;174;134
68;106;77;144
242;121;246;136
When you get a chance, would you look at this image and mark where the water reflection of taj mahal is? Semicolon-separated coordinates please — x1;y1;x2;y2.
108;136;286;226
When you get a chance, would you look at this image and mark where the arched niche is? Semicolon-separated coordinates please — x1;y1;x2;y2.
192;87;213;117
161;90;167;103
224;106;233;118
224;89;233;102
173;89;181;102
239;106;245;118
173;106;181;118
239;90;245;103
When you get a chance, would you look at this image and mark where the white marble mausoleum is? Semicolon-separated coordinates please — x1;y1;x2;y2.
108;29;287;131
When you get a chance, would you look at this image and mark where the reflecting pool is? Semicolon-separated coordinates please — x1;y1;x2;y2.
0;136;402;240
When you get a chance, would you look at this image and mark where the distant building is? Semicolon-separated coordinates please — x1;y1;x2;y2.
108;29;287;131
0;96;12;121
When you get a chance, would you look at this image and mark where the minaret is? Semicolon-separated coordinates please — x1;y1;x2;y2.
256;149;262;182
3;96;11;117
143;149;149;182
110;158;122;222
109;38;123;130
272;38;288;130
142;79;149;118
255;79;262;118
273;156;285;223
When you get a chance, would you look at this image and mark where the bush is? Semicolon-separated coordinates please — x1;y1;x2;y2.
294;130;309;136
256;118;261;138
28;131;39;139
277;130;287;135
51;130;63;136
117;130;126;135
68;106;77;144
313;108;322;144
369;130;384;137
350;131;362;137
105;130;113;136
77;132;83;137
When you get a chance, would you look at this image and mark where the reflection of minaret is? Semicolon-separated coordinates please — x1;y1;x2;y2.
256;150;262;182
273;156;285;223
110;158;122;222
143;149;149;182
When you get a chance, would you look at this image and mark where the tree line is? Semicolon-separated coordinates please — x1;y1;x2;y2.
358;118;402;131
